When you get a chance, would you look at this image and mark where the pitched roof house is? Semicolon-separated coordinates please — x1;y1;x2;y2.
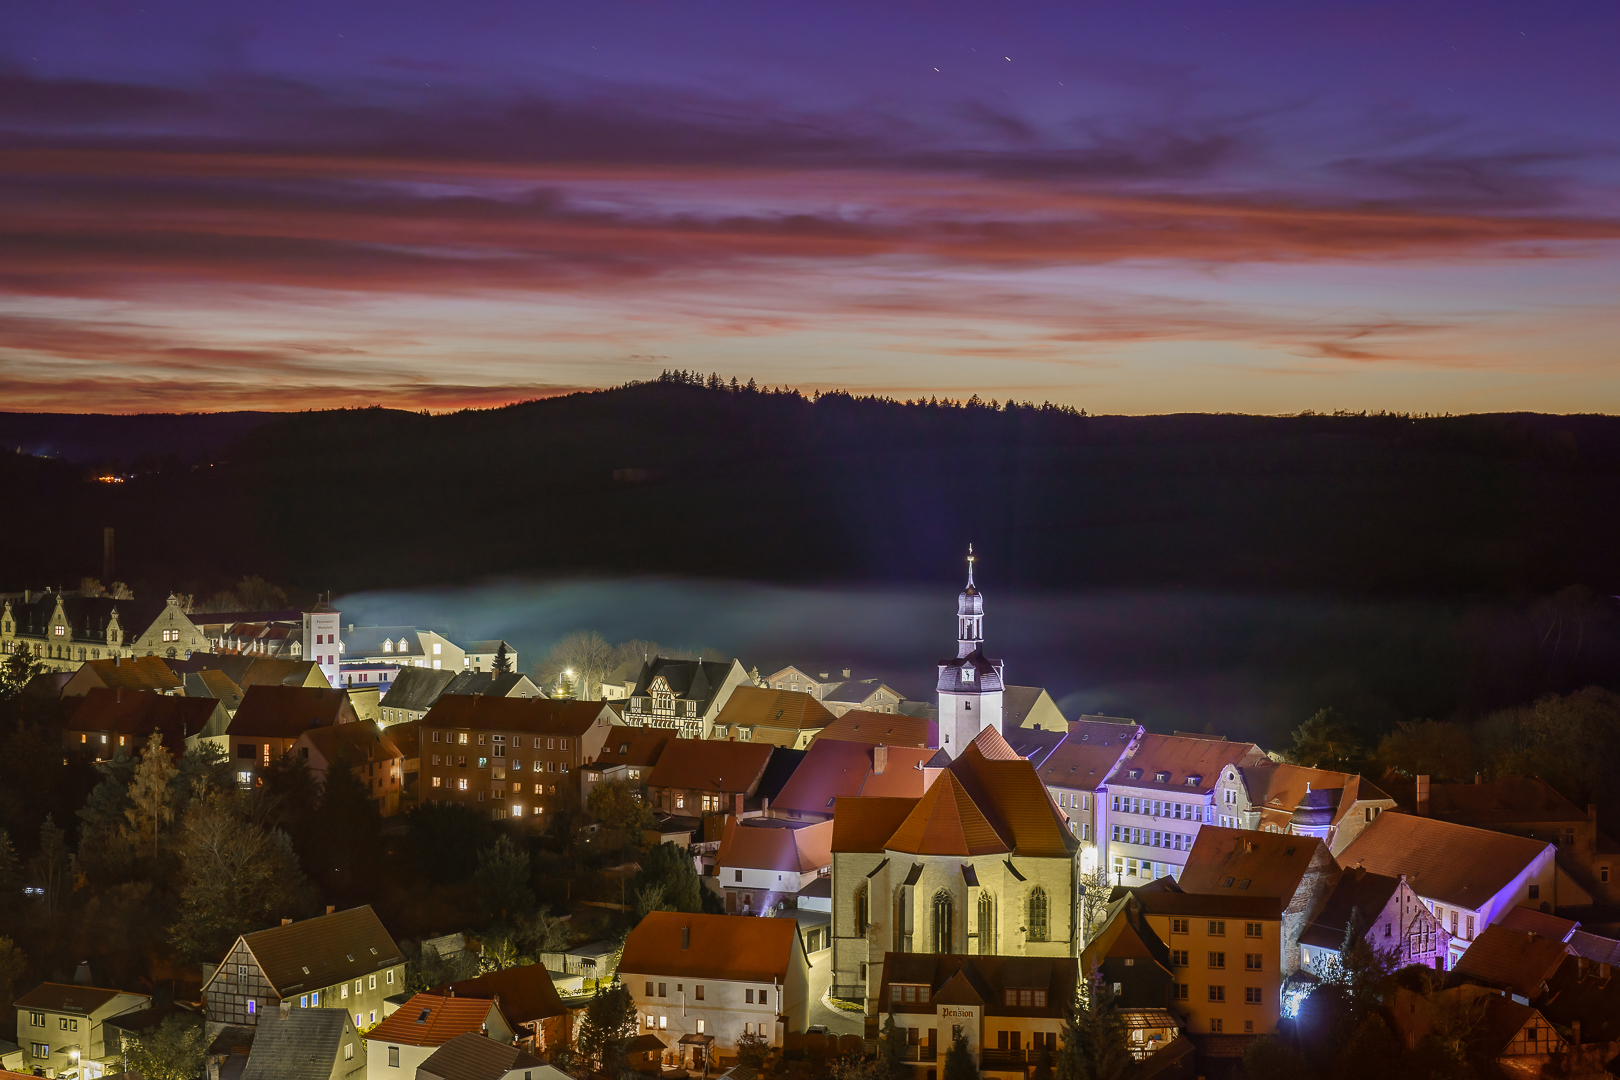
810;710;933;749
2;590;193;674
622;657;753;739
291;722;406;814
203;906;406;1029
717;819;834;914
1234;762;1396;855
1176;826;1339;972
380;668;459;726
1002;686;1067;731
11;982;150;1077
227;685;359;786
878;953;1079;1072
240;1006;365;1080
618;912;811;1062
644;738;776;818
1297;865;1448;975
59;655;183;697
429;964;570;1055
1336;811;1558;966
62;687;230;759
362;993;514;1080
710;686;835;748
1035;719;1143;851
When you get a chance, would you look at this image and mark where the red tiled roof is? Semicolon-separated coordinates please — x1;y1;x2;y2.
430;964;567;1025
812;710;932;748
713;686;835;731
589;729;671;769
1037;722;1138;791
363;993;503;1048
295;722;401;765
885;771;1009;857
12;982;145;1014
617;912;799;983
949;741;1077;859
68;655;182;694
63;687;221;751
1107;734;1267;795
1337;811;1553;909
1451;924;1571;999
421;695;616;738
966;726;1022;760
831;797;919;853
645;738;773;795
227;684;351;738
770;739;933;813
1178;827;1328;900
718;819;834;873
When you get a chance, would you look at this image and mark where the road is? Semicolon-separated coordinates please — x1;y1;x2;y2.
803;946;866;1037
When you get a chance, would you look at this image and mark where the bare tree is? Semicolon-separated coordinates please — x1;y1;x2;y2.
534;631;614;700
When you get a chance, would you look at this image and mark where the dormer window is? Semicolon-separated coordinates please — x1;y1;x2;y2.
1185;775;1202;787
1127;769;1142;780
398;638;408;651
1155;772;1170;782
383;640;393;652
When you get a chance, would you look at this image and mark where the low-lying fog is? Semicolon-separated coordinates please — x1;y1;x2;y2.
337;577;1585;748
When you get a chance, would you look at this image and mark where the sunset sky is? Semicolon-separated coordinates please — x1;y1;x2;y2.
4;1;1618;414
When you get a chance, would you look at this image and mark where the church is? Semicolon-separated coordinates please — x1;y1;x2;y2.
828;549;1081;1009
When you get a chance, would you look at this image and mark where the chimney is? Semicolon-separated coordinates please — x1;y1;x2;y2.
116;687;122;703
73;961;92;985
103;527;115;585
733;792;744;816
819;672;829;679
1416;775;1430;816
842;668;851;678
326;905;335;915
280;1000;292;1017
873;745;888;775
281;917;293;926
1572;1019;1581;1046
1475;772;1482;785
681;926;690;949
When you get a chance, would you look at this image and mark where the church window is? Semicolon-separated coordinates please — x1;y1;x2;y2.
977;892;996;954
931;891;954;954
854;885;868;937
1027;888;1049;942
964;702;972;711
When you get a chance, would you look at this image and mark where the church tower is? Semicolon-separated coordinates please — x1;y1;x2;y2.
937;545;1004;757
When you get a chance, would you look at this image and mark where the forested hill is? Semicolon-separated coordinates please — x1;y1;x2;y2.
3;381;1620;600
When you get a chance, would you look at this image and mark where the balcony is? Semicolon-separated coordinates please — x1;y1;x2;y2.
899;1046;938;1063
978;1049;1031;1072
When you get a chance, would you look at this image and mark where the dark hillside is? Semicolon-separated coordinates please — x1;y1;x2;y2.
4;383;1619;602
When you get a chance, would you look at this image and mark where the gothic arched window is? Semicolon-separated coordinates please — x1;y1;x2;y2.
1027;887;1049;943
932;890;954;954
977;892;997;955
854;884;869;937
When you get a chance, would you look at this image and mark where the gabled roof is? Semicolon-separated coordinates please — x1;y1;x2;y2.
948;740;1078;859
239;1008;354;1080
588;729;670;770
1038;723;1139;791
462;640;514;655
718;819;834;874
429;963;567;1025
617;912;800;983
363;993;503;1048
811;710;932;748
439;672;541;700
228;685;351;739
381;668;459;712
180;656;324;690
644;738;773;795
1000;686;1062;729
421;695;616;738
1450;924;1570;999
416;1033;548;1080
67;655;183;694
885;771;1009;857
63;688;223;751
712;686;834;732
1131;891;1285;920
830;797;921;854
12;982;145;1015
1178;826;1327;901
1337;812;1553;910
1238;762;1358;826
296;722;402;766
1416;776;1589;825
226;905;402;996
342;626;427;657
185;669;246;710
1498;907;1578;942
1107;733;1267;794
770;740;934;813
818;679;899;706
630;658;740;711
878;954;1076;1018
1298;866;1403;950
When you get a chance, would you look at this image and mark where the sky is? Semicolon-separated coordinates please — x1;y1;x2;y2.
3;1;1619;414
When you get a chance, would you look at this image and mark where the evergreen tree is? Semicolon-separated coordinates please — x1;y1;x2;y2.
880;1013;906;1080
942;1033;976;1080
1057;974;1131;1080
473;834;535;925
29;814;73;919
125;732;179;863
576;980;638;1076
492;643;511;673
0;936;26;1015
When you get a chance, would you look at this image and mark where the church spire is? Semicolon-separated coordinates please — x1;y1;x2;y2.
966;543;976;588
957;544;983;659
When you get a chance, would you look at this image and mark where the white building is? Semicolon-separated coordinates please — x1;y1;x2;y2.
938;545;1004;757
618;912;810;1069
362;993;514;1080
1335;811;1560;968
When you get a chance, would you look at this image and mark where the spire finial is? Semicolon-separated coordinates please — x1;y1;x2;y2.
966;543;976;587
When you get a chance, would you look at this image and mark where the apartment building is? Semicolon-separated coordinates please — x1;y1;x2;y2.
1132;891;1284;1038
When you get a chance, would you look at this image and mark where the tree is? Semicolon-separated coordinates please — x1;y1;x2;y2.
736;1031;770;1069
0;648;45;700
587;781;655;853
1077;864;1113;946
1242;1036;1309;1080
233;575;289;611
76;750;139;880
537;631;613;700
474;835;535;925
516;910;571;956
29;814;73;919
123;1013;207;1080
880;1012;906;1079
125;732;179;863
0;936;27;1016
170;794;312;962
1289;708;1361;771
1374;720;1474;782
576;979;639;1076
1057;973;1131;1080
942;1033;977;1080
478;936;526;973
630;842;716;914
311;748;383;902
1031;1041;1054;1080
492;643;511;674
174;741;234;803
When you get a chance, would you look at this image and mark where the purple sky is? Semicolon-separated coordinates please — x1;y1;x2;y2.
3;1;1618;413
